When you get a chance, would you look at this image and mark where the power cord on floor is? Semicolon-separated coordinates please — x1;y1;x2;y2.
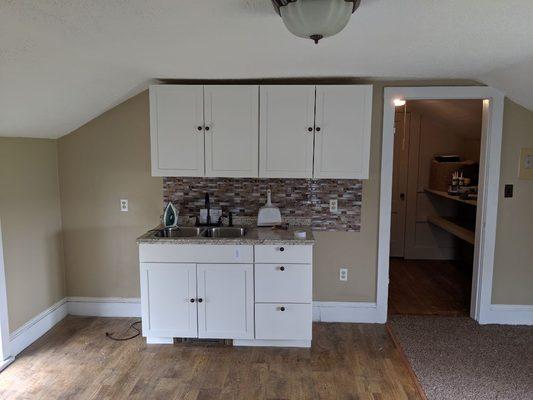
105;320;142;341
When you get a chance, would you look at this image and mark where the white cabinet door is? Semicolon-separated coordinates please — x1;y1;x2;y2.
313;85;373;179
149;85;205;177
259;85;315;178
204;85;259;177
140;263;198;338
197;264;254;339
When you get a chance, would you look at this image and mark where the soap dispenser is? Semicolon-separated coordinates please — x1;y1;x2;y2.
162;202;178;228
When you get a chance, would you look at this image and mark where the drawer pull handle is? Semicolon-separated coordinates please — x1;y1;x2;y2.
198;298;203;303
279;266;285;271
279;247;285;252
190;298;195;303
279;306;286;312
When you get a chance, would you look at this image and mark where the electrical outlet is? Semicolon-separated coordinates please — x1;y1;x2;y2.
504;185;513;198
339;268;348;282
120;199;128;212
329;199;338;213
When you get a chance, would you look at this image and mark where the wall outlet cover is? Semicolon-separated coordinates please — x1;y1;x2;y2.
519;148;533;180
339;268;348;282
329;199;338;213
120;199;128;212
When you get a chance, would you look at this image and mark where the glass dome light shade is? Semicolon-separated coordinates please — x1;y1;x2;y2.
278;0;357;43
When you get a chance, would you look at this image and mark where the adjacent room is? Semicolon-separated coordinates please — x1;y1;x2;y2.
1;1;532;399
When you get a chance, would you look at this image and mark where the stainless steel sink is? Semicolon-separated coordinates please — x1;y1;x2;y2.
155;227;204;238
203;227;247;238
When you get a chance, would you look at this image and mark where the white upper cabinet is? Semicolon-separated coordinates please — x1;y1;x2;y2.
204;85;259;177
150;85;205;177
313;85;373;179
259;85;315;178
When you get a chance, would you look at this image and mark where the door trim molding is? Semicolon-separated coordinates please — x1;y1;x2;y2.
378;86;505;324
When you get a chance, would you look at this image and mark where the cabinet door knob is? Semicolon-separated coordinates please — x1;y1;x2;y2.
190;298;195;303
197;298;203;303
280;306;285;312
279;266;285;271
197;126;203;131
307;127;313;132
205;126;210;131
315;127;321;132
279;247;285;252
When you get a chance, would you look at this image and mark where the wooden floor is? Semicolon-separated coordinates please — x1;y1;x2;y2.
0;316;422;400
388;258;471;316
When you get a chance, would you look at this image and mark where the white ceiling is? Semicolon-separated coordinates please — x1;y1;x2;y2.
2;0;533;139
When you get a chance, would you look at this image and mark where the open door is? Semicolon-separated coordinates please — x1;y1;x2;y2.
390;111;411;257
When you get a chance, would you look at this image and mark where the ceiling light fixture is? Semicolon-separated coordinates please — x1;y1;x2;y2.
393;99;406;107
272;0;361;44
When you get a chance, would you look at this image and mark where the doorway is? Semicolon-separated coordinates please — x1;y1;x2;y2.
388;99;483;316
0;219;13;371
376;86;505;324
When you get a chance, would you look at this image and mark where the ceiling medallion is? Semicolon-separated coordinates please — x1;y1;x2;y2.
272;0;361;44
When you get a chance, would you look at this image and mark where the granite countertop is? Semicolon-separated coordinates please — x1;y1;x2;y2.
137;226;315;245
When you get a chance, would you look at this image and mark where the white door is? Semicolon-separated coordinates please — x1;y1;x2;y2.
149;85;205;176
140;263;198;338
313;85;373;179
204;85;259;177
390;112;411;257
196;264;254;339
259;85;315;178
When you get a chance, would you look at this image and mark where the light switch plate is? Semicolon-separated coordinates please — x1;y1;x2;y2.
120;199;128;212
519;148;533;180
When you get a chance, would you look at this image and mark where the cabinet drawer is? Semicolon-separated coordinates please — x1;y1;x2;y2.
255;264;312;303
255;303;312;340
254;245;312;264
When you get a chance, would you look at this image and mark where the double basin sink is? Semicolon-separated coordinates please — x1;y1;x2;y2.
155;226;246;239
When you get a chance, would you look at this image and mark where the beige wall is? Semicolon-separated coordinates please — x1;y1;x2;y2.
492;99;533;304
0;138;65;332
58;93;162;298
56;82;533;306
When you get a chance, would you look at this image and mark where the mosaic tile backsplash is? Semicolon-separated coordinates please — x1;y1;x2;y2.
163;177;362;232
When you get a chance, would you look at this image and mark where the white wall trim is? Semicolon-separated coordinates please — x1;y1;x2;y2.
313;301;380;323
379;86;505;324
9;298;68;356
482;304;533;325
67;297;141;318
0;219;11;361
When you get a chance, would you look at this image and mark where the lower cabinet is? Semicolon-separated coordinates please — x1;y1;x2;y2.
140;262;254;341
138;244;313;347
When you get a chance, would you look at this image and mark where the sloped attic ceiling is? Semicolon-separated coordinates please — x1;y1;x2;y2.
1;0;533;139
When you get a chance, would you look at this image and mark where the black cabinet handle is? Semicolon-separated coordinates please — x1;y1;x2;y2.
279;247;285;252
280;306;285;312
197;126;203;131
279;266;285;271
205;126;210;131
190;298;195;303
307;127;313;132
198;298;203;303
315;127;321;132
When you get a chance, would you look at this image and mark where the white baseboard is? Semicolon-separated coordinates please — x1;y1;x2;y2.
313;301;380;323
67;297;141;318
480;304;533;325
9;298;68;356
234;339;311;348
0;357;14;372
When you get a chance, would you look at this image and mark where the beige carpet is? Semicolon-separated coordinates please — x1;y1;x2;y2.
390;316;533;400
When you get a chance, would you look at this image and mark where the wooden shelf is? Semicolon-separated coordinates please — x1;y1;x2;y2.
427;216;476;245
424;188;477;206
